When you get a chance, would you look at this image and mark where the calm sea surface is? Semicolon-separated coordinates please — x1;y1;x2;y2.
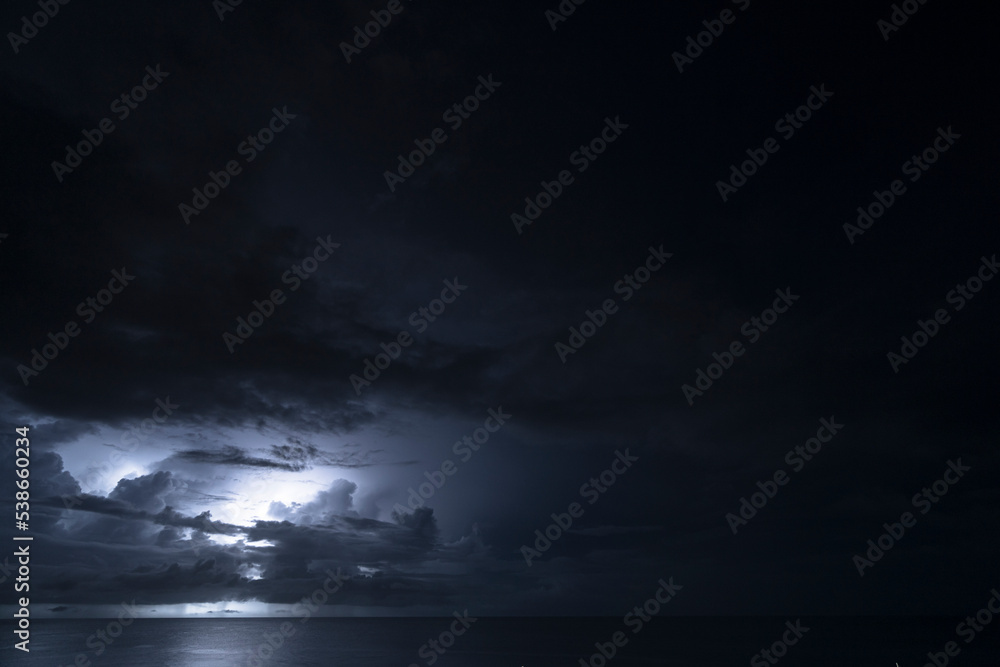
1;617;997;666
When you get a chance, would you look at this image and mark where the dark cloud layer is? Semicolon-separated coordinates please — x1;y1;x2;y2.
1;0;999;618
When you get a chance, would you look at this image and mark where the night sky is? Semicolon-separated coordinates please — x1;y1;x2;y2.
1;0;998;619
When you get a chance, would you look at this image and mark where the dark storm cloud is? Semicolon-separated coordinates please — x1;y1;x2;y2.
7;452;635;611
27;419;101;447
269;442;321;462
0;0;519;430
36;490;242;538
22;477;469;607
1;0;998;618
267;442;388;468
175;445;311;471
167;442;393;472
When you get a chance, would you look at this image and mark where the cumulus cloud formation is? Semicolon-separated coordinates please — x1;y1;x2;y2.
270;478;360;523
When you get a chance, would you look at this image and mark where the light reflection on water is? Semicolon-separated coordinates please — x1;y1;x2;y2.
1;617;993;666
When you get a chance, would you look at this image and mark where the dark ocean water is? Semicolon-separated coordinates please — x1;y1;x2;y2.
1;617;997;666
